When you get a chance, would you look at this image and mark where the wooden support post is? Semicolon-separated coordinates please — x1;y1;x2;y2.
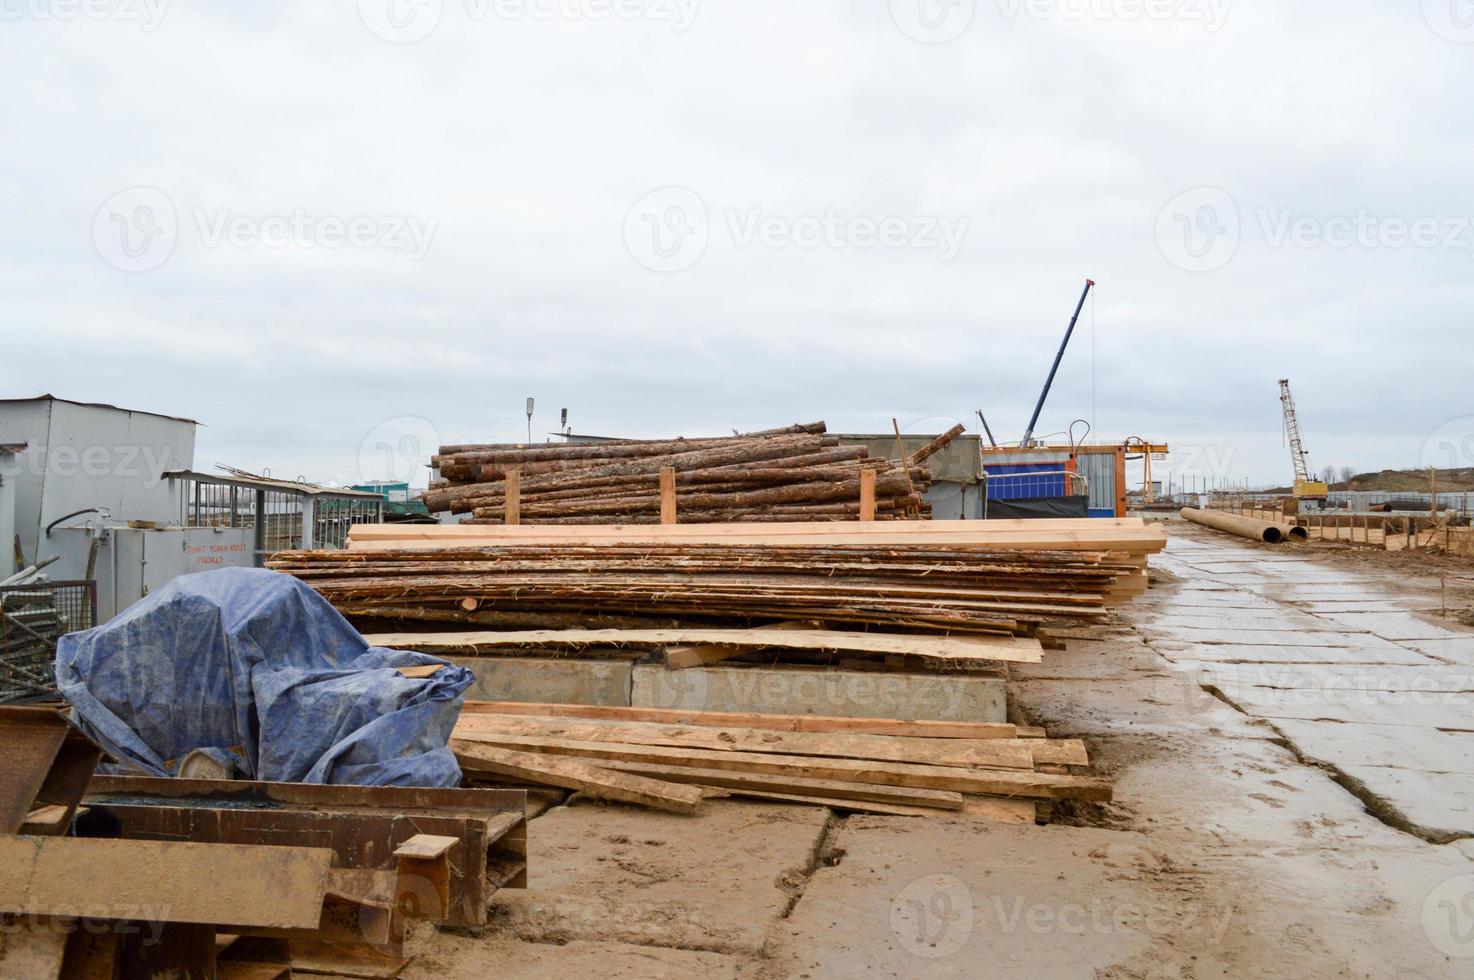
659;467;677;525
504;469;521;526
859;469;877;522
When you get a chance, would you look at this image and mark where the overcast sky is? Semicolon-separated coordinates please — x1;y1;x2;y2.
3;0;1471;491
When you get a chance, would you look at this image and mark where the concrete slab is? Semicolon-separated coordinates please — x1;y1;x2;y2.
631;663;1007;723
401;935;741;979
449;656;632;706
1147;613;1329;632
1334;765;1474;843
1152;642;1435;667
1180;661;1474;700
1149;627;1400;649
1271;718;1474;775
1402;638;1474;664
490;798;830;955
1315;611;1472;641
1216;687;1474;730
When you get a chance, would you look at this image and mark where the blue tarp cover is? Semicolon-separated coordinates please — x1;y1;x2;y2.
55;567;473;787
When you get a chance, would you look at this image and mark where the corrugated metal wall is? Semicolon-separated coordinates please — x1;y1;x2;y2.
1078;452;1117;517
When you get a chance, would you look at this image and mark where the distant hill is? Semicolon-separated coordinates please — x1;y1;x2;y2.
1263;467;1474;495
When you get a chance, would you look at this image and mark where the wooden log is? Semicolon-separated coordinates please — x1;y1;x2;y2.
909;424;966;464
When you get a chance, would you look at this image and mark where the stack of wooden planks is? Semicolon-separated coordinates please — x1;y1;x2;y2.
451;702;1109;821
423;422;948;523
271;519;1167;643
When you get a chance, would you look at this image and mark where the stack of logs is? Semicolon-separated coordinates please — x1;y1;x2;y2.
422;422;964;524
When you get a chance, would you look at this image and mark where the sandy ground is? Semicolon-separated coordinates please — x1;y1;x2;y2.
395;523;1474;979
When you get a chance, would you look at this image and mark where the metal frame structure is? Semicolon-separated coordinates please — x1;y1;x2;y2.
170;470;384;561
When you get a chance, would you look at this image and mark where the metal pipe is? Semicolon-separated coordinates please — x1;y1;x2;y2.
1180;507;1301;544
1020;278;1094;449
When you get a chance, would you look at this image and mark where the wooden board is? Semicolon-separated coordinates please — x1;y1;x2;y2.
452;742;702;814
451;732;1110;801
459;701;1030;740
0;836;333;928
366;628;1044;666
347;519;1167;553
596;760;965;810
454;715;1039;770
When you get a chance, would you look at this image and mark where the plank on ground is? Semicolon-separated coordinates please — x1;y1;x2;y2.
456;712;1085;767
453;715;1039;770
451;742;702;814
458;701;1030;740
450;733;1110;801
365;627;1043;666
597;761;965;810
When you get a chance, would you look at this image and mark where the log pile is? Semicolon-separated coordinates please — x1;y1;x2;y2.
451;701;1110;820
422;422;936;524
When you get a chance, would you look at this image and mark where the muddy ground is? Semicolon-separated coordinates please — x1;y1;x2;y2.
391;523;1474;979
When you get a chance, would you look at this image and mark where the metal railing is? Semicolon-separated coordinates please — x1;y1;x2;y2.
0;581;96;703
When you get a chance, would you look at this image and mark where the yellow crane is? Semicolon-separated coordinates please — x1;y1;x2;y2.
1278;379;1329;501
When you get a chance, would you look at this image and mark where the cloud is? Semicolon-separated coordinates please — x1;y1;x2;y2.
2;0;1471;489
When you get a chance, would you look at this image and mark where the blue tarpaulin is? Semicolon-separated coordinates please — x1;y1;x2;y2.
55;567;474;787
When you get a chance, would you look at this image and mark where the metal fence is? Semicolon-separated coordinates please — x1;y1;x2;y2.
175;474;384;559
0;581;96;703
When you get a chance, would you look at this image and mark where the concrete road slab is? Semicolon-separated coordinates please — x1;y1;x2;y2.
1152;642;1435;667
1149;626;1408;650
491;798;830;955
1271;718;1474;775
1315;611;1473;641
1335;765;1474;842
1147;613;1331;632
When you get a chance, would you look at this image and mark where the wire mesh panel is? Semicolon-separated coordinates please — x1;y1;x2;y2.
0;581;96;703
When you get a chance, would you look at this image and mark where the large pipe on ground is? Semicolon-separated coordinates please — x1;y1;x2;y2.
1180;508;1302;544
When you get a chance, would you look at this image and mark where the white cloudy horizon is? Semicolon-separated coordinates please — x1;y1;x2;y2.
3;0;1472;492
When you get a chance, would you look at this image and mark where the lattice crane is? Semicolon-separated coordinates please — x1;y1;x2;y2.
1278;379;1328;500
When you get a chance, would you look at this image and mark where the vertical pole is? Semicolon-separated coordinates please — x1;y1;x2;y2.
504;468;521;526
859;469;877;522
252;489;267;567
659;467;677;525
300;496;316;550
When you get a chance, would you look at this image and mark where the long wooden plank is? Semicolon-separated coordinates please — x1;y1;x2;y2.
456;712;1085;767
459;702;1029;740
451;742;702;814
453;715;1038;770
596;761;964;810
347;519;1166;553
0;836;332;928
366;628;1043;666
450;733;1112;801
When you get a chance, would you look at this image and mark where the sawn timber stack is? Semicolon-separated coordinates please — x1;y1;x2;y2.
450;701;1110;821
423;422;940;523
269;519;1164;644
